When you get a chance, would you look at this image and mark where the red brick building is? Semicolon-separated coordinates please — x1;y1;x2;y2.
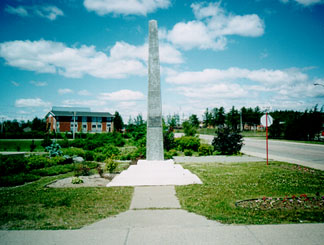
45;107;114;133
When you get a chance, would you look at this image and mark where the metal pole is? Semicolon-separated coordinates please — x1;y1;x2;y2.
240;111;243;132
73;111;76;140
266;112;269;166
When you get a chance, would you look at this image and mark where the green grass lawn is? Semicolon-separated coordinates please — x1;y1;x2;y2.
0;140;44;152
0;173;133;230
176;161;324;224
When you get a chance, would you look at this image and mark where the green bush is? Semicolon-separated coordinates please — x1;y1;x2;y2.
0;155;27;176
184;149;193;156
30;164;75;176
175;136;200;151
45;141;62;157
105;158;118;173
71;177;83;184
30;140;37;152
0;173;41;187
62;147;85;158
94;153;105;162
198;143;214;156
85;151;94;161
26;155;53;170
60;137;69;148
94;145;120;158
74;163;91;176
212;128;243;155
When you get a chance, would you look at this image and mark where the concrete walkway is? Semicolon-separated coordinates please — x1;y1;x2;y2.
1;185;324;244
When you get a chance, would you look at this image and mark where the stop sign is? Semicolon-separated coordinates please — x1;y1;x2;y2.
260;114;273;127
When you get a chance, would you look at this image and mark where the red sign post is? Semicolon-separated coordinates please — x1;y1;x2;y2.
261;113;273;165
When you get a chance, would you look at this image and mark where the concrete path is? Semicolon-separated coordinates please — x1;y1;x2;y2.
2;185;324;244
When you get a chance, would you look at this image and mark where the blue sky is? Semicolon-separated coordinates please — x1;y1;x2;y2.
1;0;324;122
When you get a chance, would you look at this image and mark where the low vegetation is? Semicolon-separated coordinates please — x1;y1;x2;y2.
0;174;133;229
176;161;324;224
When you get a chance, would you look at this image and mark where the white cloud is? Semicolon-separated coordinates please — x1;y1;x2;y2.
78;89;91;96
30;81;48;87
5;5;28;17
109;41;183;64
62;99;107;107
100;89;145;101
0;40;146;79
166;67;308;85
83;0;171;16
15;98;51;107
34;6;64;20
5;5;63;20
11;81;20;87
166;2;264;50
58;88;74;95
172;83;247;99
280;0;324;6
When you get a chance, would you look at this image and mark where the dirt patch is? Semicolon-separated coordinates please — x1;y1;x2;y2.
47;174;117;188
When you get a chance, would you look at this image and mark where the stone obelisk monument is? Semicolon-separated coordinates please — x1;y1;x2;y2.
146;20;164;161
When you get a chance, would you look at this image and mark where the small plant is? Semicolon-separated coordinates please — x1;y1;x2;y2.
71;177;83;184
198;143;213;156
212;128;243;155
45;140;63;157
105;157;118;173
97;166;104;178
74;164;91;176
30;140;37;152
184;149;193;156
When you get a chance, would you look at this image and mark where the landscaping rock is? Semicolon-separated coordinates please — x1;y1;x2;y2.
73;156;84;163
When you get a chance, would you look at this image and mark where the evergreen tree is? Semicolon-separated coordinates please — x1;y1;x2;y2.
113;111;124;132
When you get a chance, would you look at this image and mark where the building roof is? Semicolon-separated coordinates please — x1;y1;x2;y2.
45;108;114;118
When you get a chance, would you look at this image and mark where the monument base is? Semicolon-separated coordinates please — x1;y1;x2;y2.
106;159;202;187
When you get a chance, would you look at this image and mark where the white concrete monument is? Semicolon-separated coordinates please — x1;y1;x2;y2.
146;20;164;161
107;20;202;187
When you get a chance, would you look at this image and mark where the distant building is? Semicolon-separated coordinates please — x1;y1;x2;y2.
45;107;114;133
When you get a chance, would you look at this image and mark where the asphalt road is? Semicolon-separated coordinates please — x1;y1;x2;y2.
175;133;324;170
241;138;324;170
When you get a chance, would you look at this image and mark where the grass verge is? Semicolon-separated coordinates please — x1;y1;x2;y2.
0;173;133;229
176;161;324;224
0;140;44;152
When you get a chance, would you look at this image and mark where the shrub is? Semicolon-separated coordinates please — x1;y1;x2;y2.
60;137;69;148
94;145;120;158
175;136;200;151
97;166;104;178
85;151;94;161
198;144;214;156
0;173;41;187
45;141;63;157
163;129;175;151
30;164;75;176
212;128;243;155
74;164;91;176
105;158;118;173
182;120;197;136
0;155;27;176
71;177;83;184
184;149;193;156
30;140;37;152
164;151;173;159
26;155;53;170
62;147;85;158
94;153;105;162
41;135;52;148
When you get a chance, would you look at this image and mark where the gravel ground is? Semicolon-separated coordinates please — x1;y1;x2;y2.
47;174;116;188
173;155;265;163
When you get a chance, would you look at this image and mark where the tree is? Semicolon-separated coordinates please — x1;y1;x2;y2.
189;114;200;128
203;108;212;128
113;111;124;132
182;120;197;136
212;128;243;155
226;106;240;131
134;114;144;126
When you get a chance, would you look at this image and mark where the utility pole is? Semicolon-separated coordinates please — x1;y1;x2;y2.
240;111;243;132
73;111;76;140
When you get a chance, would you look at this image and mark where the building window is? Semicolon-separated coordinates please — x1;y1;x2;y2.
98;124;102;128
92;125;96;129
98;117;102;123
83;125;87;129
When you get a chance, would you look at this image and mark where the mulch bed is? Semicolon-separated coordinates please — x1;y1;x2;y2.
236;194;324;210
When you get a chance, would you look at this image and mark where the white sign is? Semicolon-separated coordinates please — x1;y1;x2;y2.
261;114;273;127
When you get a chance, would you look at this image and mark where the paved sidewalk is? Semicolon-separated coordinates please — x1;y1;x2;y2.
1;186;324;244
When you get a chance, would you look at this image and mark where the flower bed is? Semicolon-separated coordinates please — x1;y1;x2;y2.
236;194;324;210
